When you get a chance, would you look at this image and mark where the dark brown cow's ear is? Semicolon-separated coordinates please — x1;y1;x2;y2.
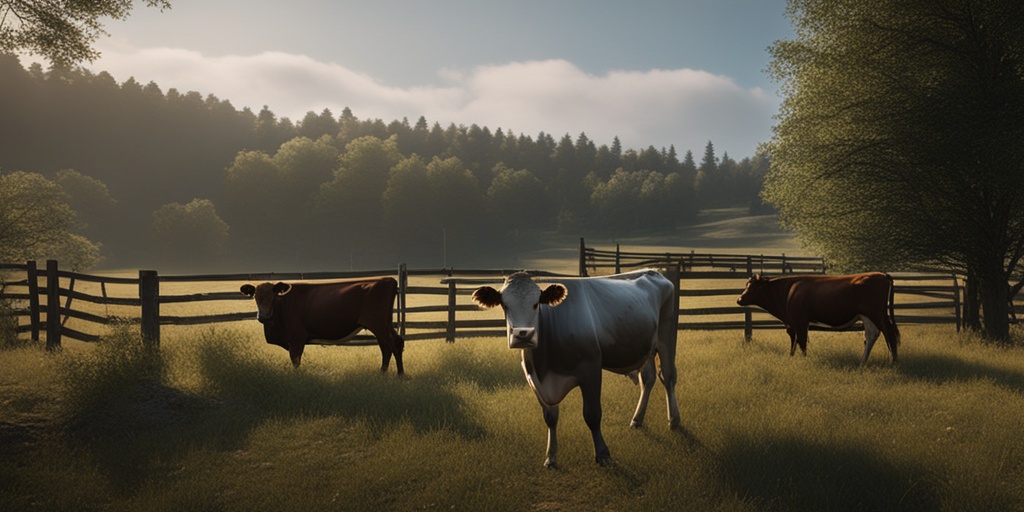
471;286;502;309
273;282;291;295
540;284;568;306
240;284;256;296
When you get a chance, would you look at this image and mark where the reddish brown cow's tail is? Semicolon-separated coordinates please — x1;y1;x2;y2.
886;273;901;346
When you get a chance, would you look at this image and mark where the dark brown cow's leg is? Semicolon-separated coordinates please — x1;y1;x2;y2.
786;326;797;356
288;344;305;368
378;343;393;373
392;330;405;375
882;318;900;364
793;324;809;356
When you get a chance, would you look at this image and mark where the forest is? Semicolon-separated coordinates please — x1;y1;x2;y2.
0;54;769;271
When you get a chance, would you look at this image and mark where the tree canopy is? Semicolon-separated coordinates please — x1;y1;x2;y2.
0;171;100;269
765;0;1024;340
0;0;170;65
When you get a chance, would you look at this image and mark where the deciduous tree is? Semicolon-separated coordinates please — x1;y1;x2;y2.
765;0;1024;340
0;170;100;269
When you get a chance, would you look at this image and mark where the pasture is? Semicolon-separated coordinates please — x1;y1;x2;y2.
1;323;1023;511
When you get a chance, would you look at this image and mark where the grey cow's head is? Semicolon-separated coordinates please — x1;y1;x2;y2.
471;272;567;349
240;281;292;324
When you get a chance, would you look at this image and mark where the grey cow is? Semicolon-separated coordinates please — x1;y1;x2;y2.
472;269;680;467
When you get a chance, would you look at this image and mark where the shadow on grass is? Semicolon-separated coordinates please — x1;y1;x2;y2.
716;434;940;511
63;335;492;494
820;350;1024;392
897;353;1024;391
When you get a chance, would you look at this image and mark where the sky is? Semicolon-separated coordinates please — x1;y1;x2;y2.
82;0;794;158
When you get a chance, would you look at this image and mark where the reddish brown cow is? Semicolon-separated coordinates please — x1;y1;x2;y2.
736;272;900;363
240;277;404;373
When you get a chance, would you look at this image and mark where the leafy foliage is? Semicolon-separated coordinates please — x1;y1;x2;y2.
150;199;229;269
0;170;100;269
0;0;171;66
765;0;1024;339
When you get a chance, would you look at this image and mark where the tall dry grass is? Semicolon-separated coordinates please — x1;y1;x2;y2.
0;324;1022;511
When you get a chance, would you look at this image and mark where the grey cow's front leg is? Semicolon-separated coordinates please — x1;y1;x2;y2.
542;405;559;468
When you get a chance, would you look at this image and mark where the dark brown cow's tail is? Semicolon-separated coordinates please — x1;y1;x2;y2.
886;273;901;346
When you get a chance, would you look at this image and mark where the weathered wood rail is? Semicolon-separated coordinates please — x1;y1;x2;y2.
0;245;992;349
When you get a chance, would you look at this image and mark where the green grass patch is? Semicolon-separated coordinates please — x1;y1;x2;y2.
1;325;1023;511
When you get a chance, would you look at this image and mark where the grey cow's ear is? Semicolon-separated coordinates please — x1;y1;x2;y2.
540;284;567;306
471;286;502;309
240;284;256;297
273;282;291;295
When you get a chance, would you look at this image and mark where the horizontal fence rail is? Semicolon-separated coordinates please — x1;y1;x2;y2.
577;240;975;338
1;247;1012;349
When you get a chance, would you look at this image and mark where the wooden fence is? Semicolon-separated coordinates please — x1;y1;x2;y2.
0;260;585;349
577;241;967;337
0;244;992;348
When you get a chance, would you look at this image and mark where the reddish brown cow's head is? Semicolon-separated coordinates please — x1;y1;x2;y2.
240;282;292;324
737;274;768;307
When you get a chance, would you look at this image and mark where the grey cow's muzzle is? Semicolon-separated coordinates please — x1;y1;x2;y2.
508;327;538;349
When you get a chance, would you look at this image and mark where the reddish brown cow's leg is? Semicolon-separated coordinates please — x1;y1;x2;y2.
882;318;900;364
370;327;404;375
792;324;809;356
392;330;405;374
288;344;305;368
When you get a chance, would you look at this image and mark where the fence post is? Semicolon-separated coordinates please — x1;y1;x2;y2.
26;260;40;341
45;259;61;351
744;256;753;342
446;270;456;343
615;244;621;274
139;270;160;348
578;238;588;277
397;263;407;338
952;272;961;333
665;264;681;335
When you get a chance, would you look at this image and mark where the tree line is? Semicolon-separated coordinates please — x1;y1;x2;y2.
0;54;769;270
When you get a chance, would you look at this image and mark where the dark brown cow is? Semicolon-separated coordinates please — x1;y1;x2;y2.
240;277;404;373
736;272;900;363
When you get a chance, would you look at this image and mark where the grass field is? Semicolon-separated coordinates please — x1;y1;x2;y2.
2;322;1023;511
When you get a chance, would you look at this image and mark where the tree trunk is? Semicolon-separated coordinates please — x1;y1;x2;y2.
963;273;982;332
978;265;1010;342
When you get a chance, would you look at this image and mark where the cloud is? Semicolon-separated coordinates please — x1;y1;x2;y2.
89;47;777;156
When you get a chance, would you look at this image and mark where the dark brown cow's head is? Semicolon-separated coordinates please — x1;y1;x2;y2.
472;272;567;349
737;274;769;307
240;282;291;324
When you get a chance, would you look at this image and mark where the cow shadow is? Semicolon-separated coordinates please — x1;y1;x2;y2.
896;353;1024;391
715;433;941;511
820;351;1024;392
64;339;492;494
